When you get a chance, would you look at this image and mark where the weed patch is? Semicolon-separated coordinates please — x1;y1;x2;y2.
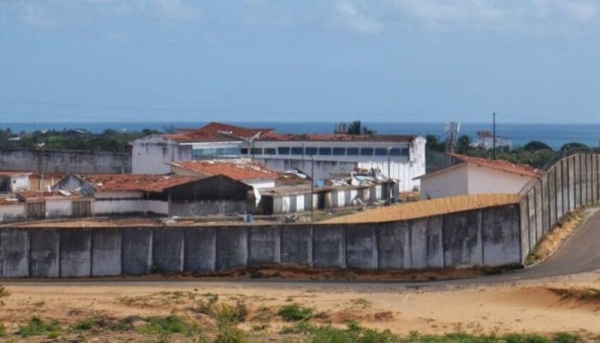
548;287;600;303
277;304;314;322
18;316;61;338
139;315;196;336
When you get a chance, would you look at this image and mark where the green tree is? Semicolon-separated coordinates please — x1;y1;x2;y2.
456;135;472;154
524;140;553;152
425;134;445;152
345;121;375;135
560;142;589;151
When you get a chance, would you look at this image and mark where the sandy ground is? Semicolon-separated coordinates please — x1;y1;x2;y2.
3;273;600;341
324;194;521;223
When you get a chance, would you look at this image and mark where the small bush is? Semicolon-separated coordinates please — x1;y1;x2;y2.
139;315;195;336
18;316;61;338
72;318;102;331
280;322;318;335
277;304;314;322
0;324;6;337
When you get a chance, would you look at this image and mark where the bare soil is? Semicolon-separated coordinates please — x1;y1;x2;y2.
3;274;600;341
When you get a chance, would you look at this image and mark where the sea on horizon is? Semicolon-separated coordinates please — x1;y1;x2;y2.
0;121;598;151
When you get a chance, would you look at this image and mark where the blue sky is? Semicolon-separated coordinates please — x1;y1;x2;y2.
1;0;600;124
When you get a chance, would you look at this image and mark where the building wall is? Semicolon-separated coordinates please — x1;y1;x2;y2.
93;199;168;215
420;165;469;200
467;166;532;195
0;204;26;222
131;135;192;174
0;148;130;174
11;175;30;192
45;199;72;218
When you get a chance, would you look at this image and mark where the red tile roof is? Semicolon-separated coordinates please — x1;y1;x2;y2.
170;160;279;181
80;174;197;192
164;122;274;142
448;153;544;178
17;190;80;200
258;132;416;142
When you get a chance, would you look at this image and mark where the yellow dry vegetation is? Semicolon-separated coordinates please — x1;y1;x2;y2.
323;193;522;224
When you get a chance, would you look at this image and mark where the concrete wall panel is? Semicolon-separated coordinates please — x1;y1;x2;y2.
519;198;529;262
570;156;577;209
527;189;537;251
153;229;184;273
378;221;410;269
216;227;248;270
534;182;543;243
345;224;377;269
313;225;345;268
410;218;428;269
556;160;564;219
0;230;29;277
443;210;482;267
540;177;550;234
60;229;91;278
482;206;521;266
249;226;281;265
184;228;216;272
122;229;153;275
280;225;312;266
426;216;444;268
563;158;570;213
91;229;121;276
29;229;59;278
548;167;557;229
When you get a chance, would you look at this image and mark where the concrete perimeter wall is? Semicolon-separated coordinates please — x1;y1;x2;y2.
0;204;520;278
519;153;600;263
0;148;130;174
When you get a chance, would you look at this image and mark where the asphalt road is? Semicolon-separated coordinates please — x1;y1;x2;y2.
5;209;600;291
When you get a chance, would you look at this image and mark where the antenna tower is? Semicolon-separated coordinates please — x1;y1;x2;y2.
445;121;460;153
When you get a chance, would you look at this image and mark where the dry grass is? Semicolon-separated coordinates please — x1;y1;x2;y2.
323;194;521;224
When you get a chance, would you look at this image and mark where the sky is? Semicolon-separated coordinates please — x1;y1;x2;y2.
1;0;600;124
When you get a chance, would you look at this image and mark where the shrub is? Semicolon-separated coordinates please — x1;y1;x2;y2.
277;304;314;322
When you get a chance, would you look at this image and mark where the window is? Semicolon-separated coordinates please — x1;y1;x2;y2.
361;148;374;156
305;147;318;155
319;147;331;155
375;148;388;156
291;147;303;155
251;148;263;155
278;147;290;155
333;147;345;156
241;148;249;155
401;148;409;156
264;148;276;155
347;147;359;156
389;148;401;156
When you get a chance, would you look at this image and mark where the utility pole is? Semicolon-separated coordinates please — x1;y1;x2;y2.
492;112;497;160
310;155;314;223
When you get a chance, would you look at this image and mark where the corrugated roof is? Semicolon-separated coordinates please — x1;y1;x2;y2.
79;174;197;192
170;159;279;181
164;122;274;142
448;153;543;178
258;132;416;143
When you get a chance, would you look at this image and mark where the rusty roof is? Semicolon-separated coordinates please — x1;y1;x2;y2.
164;122;274;142
16;190;81;200
448;153;544;178
258;132;416;142
79;174;197;192
0;171;32;177
170;159;280;181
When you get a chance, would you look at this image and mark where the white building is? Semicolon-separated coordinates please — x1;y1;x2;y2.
415;153;543;200
476;131;513;151
0;172;31;194
130;122;426;192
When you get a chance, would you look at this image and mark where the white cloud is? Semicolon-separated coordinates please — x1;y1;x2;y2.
152;0;198;21
331;0;383;34
20;4;60;27
562;2;597;23
395;0;598;33
243;0;294;26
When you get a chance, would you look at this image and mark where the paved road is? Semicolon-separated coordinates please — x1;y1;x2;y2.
5;209;600;291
